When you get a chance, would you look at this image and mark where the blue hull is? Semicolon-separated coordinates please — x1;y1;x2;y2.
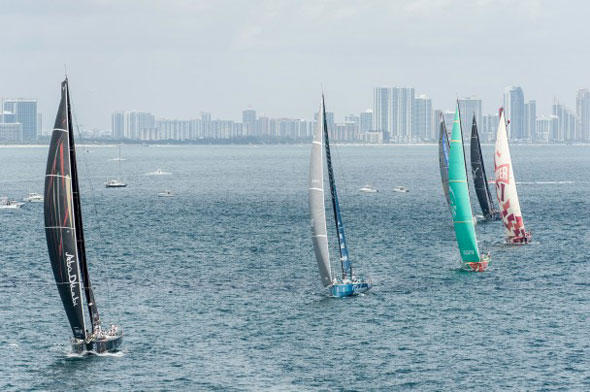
330;281;371;297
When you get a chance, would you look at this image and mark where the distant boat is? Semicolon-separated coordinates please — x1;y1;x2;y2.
393;186;409;193
448;104;490;271
359;185;378;193
44;78;122;354
106;145;127;188
146;168;171;176
158;190;174;197
0;197;24;209
494;108;531;244
470;115;500;221
438;113;451;212
23;192;44;203
309;93;371;297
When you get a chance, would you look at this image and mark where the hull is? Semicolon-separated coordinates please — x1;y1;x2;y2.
105;183;127;188
463;253;490;272
506;231;532;244
330;280;371;297
71;332;122;354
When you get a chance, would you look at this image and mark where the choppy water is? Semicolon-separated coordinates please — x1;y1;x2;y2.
1;144;590;391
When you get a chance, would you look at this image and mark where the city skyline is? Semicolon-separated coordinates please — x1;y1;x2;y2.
3;1;590;129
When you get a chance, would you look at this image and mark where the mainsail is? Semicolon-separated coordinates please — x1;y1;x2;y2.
321;96;352;281
45;79;100;339
470;115;498;220
309;98;332;287
438;114;451;210
494;109;528;241
448;107;481;263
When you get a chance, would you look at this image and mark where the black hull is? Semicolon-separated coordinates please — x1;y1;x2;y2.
71;334;122;354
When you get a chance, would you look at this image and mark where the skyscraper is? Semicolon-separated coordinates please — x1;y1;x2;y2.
242;109;257;137
390;87;414;142
503;86;525;140
413;94;432;141
373;87;389;137
458;96;482;135
359;110;373;133
3;99;37;142
552;99;576;143
524;100;536;143
111;111;125;138
576;88;590;142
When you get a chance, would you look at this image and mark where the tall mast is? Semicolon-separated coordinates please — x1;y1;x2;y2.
64;79;100;332
321;95;352;280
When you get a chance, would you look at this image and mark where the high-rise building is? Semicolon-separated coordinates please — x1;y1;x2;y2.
0;123;23;143
413;94;432;141
503;86;525;140
390;87;414;142
111;112;125;138
359;110;373;133
443;110;455;132
576;89;590;142
482;113;499;143
524;100;536;143
535;115;557;143
3;99;37;142
552;99;576;142
458;96;482;136
242;109;257;137
373;87;389;136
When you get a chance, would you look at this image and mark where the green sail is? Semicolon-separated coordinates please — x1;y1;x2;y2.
448;106;481;263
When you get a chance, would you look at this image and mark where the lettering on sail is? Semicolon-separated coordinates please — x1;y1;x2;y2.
65;252;80;306
495;164;510;185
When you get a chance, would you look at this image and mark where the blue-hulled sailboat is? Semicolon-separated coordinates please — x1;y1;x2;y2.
309;94;371;297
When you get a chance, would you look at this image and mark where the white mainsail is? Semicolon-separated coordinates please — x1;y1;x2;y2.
494;110;528;241
309;99;332;287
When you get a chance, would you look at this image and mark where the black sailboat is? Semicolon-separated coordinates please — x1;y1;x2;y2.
44;79;122;354
438;113;451;212
470;115;500;221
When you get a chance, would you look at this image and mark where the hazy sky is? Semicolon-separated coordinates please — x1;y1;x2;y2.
2;0;590;129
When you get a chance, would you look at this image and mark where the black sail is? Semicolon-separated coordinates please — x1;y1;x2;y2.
470;115;498;220
438;114;451;211
44;80;87;339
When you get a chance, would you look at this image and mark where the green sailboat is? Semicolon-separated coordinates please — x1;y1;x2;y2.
448;104;490;272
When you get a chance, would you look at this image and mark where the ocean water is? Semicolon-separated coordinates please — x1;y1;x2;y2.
1;144;590;391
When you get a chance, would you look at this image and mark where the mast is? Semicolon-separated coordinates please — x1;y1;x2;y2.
64;79;100;332
321;95;352;280
470;115;497;219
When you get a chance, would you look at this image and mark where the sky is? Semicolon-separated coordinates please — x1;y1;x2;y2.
2;0;590;129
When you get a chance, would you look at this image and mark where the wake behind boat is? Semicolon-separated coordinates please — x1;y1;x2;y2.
448;103;490;272
23;192;43;203
494;109;531;244
45;78;122;354
309;93;371;297
146;168;171;176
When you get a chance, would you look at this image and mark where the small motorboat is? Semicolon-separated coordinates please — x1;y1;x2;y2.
0;198;24;209
105;179;127;188
359;185;378;193
393;186;409;193
158;190;175;197
23;192;44;203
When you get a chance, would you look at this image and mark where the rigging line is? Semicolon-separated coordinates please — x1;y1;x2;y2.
69;95;113;307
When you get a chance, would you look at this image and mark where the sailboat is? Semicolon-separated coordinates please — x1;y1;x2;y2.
44;78;122;354
309;94;371;297
438;113;451;211
494;108;531;244
448;105;490;271
105;145;127;188
470;115;500;221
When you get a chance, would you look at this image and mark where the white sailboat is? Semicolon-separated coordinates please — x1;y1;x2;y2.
105;145;127;188
309;93;371;297
494;108;531;244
